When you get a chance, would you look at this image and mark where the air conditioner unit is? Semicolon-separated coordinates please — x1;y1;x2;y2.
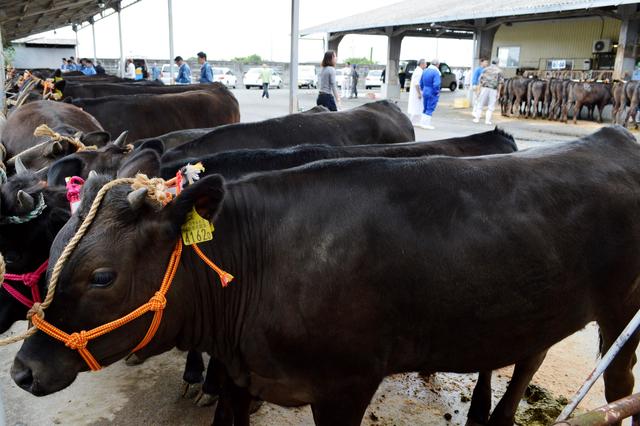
593;39;613;53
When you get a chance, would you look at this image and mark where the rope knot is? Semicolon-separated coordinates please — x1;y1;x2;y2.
131;174;174;208
32;124;97;153
148;292;166;312
66;331;89;350
27;302;44;321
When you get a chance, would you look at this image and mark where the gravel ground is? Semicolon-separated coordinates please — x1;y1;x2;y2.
1;88;637;425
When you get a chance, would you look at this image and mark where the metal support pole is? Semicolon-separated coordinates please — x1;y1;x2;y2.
554;392;640;425
0;24;5;115
91;22;97;65
556;307;640;422
74;27;79;61
289;0;299;113
168;0;175;84
117;7;124;77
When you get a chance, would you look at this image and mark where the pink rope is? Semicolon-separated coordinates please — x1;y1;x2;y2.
66;176;85;213
2;259;48;308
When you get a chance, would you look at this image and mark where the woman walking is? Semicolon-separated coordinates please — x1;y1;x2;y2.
317;51;341;111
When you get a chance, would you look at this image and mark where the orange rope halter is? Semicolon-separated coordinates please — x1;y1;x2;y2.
30;175;233;371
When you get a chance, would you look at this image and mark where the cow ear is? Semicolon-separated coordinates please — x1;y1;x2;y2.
135;139;164;155
47;157;85;186
165;174;225;227
81;131;111;147
117;149;161;178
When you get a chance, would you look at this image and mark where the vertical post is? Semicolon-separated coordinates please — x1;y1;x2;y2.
168;0;175;84
382;32;403;101
0;25;5;114
74;26;79;60
613;4;640;81
289;0;300;113
116;3;124;78
91;21;97;65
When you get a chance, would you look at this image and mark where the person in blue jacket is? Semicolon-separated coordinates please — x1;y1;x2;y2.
197;51;213;83
418;59;441;129
174;56;192;84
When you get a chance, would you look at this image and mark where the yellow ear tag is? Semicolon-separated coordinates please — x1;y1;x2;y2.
181;207;215;246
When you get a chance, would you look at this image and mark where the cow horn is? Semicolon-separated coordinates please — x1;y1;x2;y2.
127;188;148;211
88;170;98;180
17;190;34;211
113;131;129;148
51;141;64;156
15;157;28;175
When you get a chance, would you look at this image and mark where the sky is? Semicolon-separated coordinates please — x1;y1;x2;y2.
33;0;473;67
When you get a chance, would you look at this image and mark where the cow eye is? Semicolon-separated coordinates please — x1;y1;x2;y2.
90;268;116;288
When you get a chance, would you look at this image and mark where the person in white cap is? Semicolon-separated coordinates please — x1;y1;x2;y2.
472;58;504;125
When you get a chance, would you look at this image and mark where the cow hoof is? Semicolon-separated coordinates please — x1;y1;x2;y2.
250;399;264;414
195;390;219;407
124;353;145;366
182;381;203;399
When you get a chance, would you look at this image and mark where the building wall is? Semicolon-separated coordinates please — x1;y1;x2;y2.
12;45;76;69
493;17;621;75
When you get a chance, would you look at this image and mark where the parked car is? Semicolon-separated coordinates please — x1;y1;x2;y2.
243;67;282;89
404;61;458;91
213;67;237;88
131;58;149;79
160;63;178;85
298;65;317;89
365;70;383;89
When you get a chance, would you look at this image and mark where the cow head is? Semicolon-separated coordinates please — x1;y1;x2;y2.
0;163;70;333
12;173;225;395
47;133;163;186
10;128;111;173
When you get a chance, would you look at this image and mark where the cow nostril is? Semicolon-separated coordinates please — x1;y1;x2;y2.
11;357;34;391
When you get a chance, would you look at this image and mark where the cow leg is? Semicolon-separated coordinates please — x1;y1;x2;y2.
466;371;492;425
182;350;205;397
573;101;582;124
310;380;379;426
487;351;548;426
195;357;221;406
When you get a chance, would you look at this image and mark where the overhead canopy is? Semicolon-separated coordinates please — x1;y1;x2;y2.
0;0;120;42
302;0;640;37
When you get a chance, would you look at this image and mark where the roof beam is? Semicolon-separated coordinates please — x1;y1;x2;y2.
1;0;94;23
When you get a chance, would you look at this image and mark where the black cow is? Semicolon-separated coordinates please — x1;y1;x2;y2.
0;163;69;333
63;81;224;99
13;126;640;426
162;100;414;163
161;128;517;180
563;82;613;124
67;87;240;141
0;100;112;172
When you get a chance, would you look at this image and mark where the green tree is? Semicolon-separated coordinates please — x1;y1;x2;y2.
232;54;263;64
343;57;375;65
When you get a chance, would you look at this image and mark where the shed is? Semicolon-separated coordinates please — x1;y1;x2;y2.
11;36;76;69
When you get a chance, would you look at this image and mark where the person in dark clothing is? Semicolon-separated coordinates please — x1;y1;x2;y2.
95;62;106;75
399;66;406;91
350;64;359;99
381;68;386;84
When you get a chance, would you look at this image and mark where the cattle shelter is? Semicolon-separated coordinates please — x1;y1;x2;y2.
10;36;76;69
303;0;640;99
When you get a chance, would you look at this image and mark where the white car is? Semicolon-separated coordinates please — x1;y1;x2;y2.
160;63;177;85
213;67;237;88
298;65;317;89
243;67;282;89
365;70;383;89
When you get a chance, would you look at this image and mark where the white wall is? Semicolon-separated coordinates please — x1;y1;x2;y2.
12;45;75;69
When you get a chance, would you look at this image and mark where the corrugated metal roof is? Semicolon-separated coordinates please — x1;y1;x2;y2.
13;35;76;46
302;0;639;35
0;0;120;42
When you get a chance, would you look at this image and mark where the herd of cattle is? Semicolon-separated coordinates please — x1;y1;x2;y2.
0;70;640;426
501;75;640;126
